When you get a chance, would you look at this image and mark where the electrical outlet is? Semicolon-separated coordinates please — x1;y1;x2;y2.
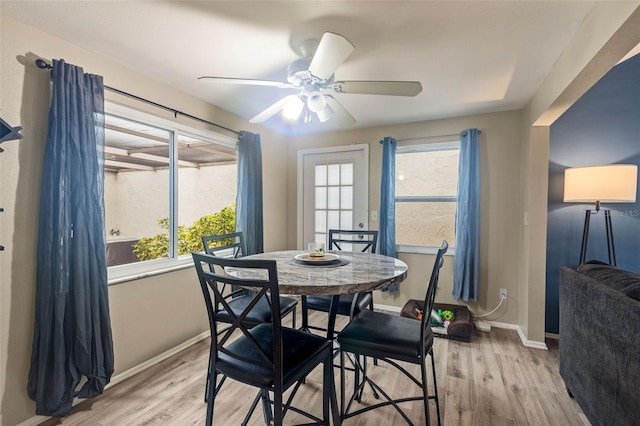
499;288;508;300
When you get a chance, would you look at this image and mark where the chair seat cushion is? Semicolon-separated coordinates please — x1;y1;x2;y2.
337;310;434;364
216;323;331;388
218;295;297;327
306;293;371;316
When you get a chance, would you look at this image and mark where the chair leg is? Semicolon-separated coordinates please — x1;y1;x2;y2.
368;298;378;366
353;354;379;401
272;388;283;426
261;390;274;425
291;308;296;329
204;340;214;402
340;350;346;417
241;392;262;426
430;349;441;426
205;363;216;426
325;353;341;425
301;296;309;331
421;361;431;426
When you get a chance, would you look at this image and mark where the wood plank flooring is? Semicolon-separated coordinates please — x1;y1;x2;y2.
39;312;589;425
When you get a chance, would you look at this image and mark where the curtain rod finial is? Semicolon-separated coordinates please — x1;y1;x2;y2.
35;59;52;70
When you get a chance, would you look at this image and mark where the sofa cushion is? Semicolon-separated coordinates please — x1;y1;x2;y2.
577;261;640;293
621;282;640;302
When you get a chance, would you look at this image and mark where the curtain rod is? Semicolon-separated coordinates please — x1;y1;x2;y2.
379;131;482;144
35;59;240;137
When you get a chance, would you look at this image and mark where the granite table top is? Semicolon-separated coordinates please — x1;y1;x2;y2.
226;250;408;296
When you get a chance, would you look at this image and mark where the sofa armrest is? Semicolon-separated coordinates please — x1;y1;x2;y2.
559;267;640;426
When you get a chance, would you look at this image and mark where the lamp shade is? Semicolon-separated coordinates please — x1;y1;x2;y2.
564;164;638;203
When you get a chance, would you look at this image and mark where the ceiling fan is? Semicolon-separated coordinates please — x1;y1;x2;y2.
198;32;422;126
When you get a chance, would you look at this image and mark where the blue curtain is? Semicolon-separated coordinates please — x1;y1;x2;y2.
453;128;481;301
27;60;113;416
379;136;399;291
236;131;264;255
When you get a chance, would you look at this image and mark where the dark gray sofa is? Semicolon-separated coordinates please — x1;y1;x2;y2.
559;262;640;426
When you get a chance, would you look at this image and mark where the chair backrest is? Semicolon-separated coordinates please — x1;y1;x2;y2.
202;232;246;296
421;240;449;335
328;229;378;253
192;252;283;378
202;232;245;259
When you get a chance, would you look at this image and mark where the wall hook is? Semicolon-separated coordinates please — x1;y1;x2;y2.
0;116;23;153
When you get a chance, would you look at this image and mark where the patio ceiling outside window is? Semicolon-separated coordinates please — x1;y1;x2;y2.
105;114;236;172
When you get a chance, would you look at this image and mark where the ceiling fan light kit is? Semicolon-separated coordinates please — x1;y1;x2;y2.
306;90;326;113
199;32;423;126
283;96;305;120
316;104;334;123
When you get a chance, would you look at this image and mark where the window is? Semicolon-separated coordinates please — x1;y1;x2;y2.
104;104;237;282
395;141;459;252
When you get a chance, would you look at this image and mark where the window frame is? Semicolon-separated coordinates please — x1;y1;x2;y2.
395;140;459;255
104;102;238;284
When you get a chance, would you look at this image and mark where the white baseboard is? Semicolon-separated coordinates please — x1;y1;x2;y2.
486;320;548;350
17;330;211;426
374;303;548;350
373;303;401;314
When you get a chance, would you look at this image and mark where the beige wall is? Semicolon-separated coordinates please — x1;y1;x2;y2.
0;16;288;425
286;110;524;325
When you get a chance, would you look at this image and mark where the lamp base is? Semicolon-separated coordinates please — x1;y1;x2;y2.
579;209;616;266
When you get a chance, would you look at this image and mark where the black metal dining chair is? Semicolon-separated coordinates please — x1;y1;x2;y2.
200;232;298;410
192;252;339;426
337;240;448;425
202;232;298;329
301;229;378;334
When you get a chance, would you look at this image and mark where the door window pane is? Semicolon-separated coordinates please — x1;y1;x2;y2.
315;187;327;209
315;165;327;186
327;187;340;209
341;163;353;185
340;211;353;229
327;210;340;230
327;164;340;185
341;186;353;209
315;210;327;233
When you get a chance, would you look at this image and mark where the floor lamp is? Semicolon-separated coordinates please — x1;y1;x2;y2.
563;164;637;266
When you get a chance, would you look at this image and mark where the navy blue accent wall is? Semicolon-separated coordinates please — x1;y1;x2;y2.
547;54;640;334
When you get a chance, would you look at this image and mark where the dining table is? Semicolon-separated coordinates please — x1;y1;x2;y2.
226;249;408;339
225;249;408;424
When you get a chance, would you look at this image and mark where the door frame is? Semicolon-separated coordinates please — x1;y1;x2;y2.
296;144;370;249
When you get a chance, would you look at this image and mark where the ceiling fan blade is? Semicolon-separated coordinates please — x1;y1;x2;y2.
308;32;355;81
198;76;294;89
249;95;301;123
324;95;356;127
332;80;423;96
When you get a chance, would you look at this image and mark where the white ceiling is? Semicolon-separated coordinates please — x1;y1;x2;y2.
2;1;609;136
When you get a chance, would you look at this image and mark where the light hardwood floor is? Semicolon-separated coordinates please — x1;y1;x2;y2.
39;312;589;426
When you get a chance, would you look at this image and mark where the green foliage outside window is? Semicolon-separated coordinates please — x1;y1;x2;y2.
133;204;235;261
